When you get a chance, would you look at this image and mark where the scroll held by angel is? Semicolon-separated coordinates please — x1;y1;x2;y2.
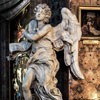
9;3;84;100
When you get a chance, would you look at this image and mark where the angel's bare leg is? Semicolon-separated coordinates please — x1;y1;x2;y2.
22;68;35;100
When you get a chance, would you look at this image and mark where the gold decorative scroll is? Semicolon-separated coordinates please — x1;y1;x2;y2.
83;40;100;44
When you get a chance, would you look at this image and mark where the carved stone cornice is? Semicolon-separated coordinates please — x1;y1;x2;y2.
0;0;30;21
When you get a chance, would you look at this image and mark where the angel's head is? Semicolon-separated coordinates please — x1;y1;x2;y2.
34;4;51;23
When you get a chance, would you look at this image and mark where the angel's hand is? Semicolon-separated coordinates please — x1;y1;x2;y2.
17;28;25;41
21;29;25;32
21;29;25;35
54;39;64;49
7;55;12;61
6;53;15;61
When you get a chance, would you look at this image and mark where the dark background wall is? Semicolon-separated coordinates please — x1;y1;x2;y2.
0;17;10;100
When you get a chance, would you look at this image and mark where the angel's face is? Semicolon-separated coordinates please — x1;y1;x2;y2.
35;8;46;21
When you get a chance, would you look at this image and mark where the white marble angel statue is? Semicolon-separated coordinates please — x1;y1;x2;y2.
9;3;84;100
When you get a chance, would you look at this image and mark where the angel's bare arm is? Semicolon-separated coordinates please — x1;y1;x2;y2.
23;25;52;41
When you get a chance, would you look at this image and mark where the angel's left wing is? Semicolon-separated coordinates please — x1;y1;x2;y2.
62;8;84;79
52;7;84;80
52;23;64;51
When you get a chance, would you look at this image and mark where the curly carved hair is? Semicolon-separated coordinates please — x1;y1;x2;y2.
34;4;51;23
